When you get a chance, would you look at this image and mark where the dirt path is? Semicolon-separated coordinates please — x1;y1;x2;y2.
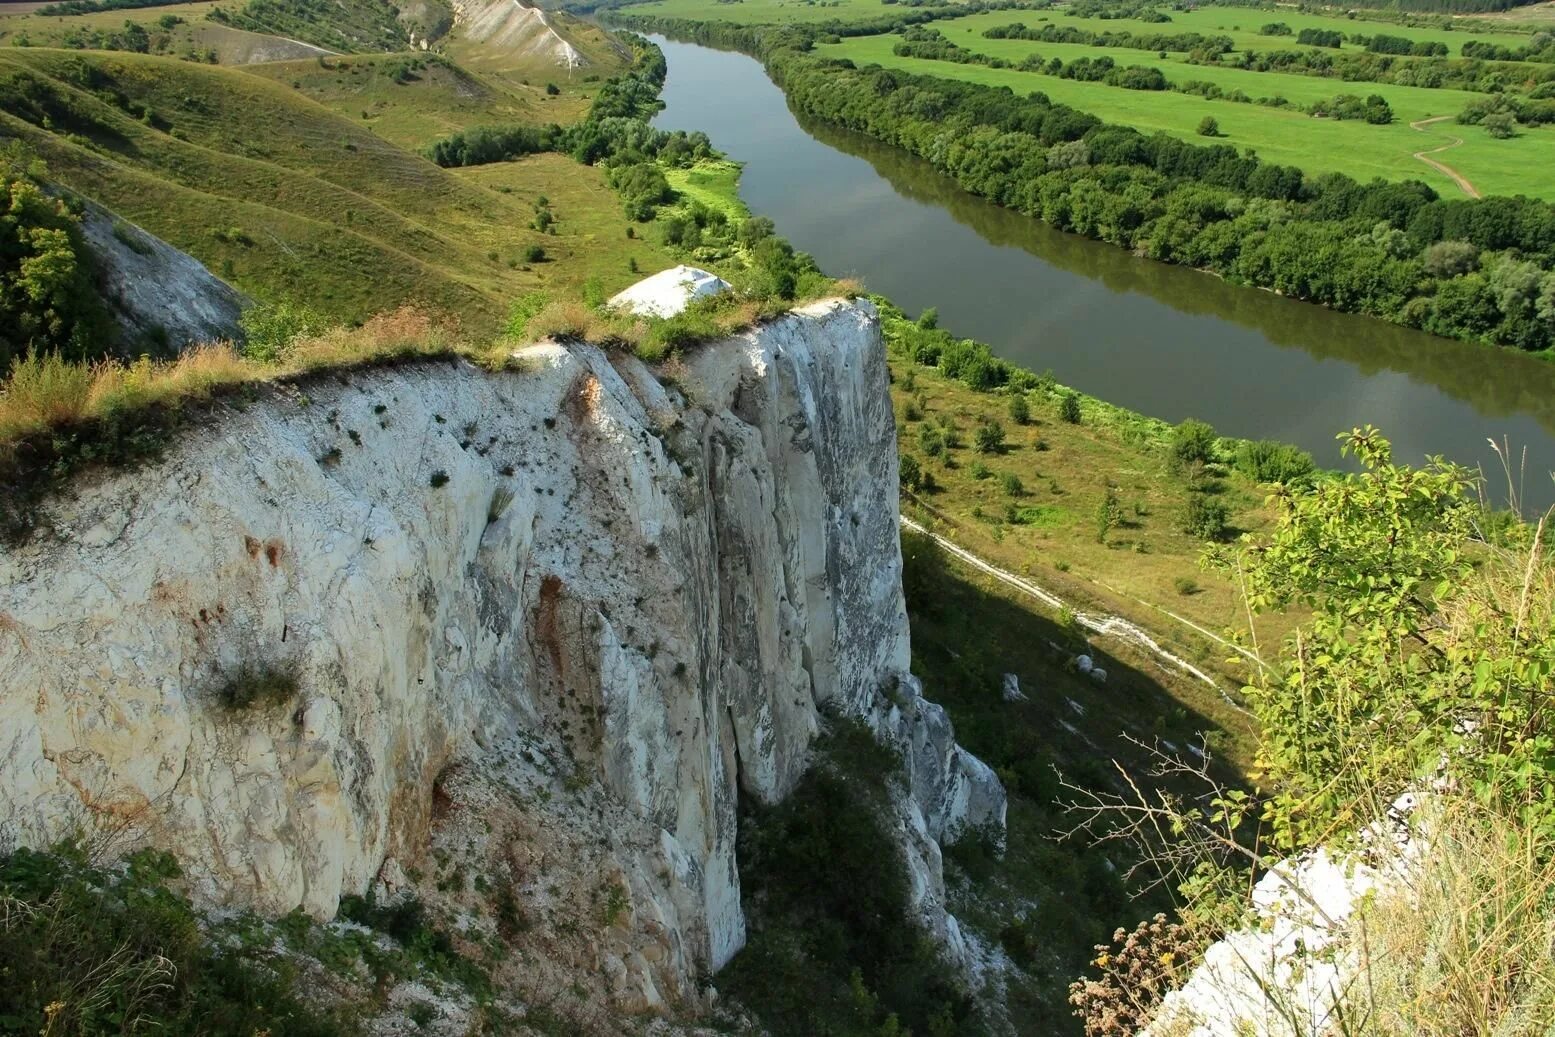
899;516;1254;715
1410;116;1481;199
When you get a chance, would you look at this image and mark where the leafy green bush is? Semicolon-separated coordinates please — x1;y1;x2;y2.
1;151;111;370
899;453;924;492
974;419;1005;454
1238;428;1555;849
1180;490;1230;540
1008;392;1030;425
239;300;328;362
1233;439;1315;485
1059;391;1082;424
608;162;673;221
1170;418;1217;468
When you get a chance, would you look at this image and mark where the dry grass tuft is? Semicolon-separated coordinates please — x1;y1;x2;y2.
1351;797;1555;1036
287;306;459;368
0;352;99;441
833;276;866;298
0;307;466;451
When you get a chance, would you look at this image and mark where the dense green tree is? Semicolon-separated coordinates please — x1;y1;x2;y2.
1;151;109;371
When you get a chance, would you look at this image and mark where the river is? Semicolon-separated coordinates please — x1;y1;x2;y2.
647;34;1555;511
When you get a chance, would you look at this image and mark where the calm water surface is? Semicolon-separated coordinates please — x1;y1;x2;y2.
649;35;1555;510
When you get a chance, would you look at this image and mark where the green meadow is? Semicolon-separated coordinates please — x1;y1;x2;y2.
818;32;1555;198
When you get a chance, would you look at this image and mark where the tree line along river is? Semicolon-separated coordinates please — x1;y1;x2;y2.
647;34;1555;512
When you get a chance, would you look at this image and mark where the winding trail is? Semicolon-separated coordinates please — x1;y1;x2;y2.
1410;116;1481;199
899;516;1254;716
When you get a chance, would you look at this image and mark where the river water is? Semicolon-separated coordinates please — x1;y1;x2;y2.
648;35;1555;510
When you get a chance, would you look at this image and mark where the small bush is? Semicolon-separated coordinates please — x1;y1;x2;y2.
1095;487;1122;544
240;301;329;362
1484;112;1516;138
1196;116;1220;137
522;244;547;263
1059;391;1082;424
217;664;298;710
1181;492;1230;541
899;454;925;492
429;469;450;488
1173;576;1199;596
1001;472;1024;496
1170;418;1217;468
919;424;946;457
974;420;1006;454
1008;393;1031;425
1234;439;1315;485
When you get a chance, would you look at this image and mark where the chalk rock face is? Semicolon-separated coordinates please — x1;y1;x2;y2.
0;298;1002;1007
79;202;246;354
450;0;587;68
1149;799;1421;1037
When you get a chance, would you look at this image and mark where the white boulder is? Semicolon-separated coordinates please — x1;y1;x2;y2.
608;265;731;319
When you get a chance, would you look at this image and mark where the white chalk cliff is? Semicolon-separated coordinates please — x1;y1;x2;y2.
0;298;1004;1012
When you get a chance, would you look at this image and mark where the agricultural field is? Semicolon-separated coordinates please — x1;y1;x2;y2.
817;28;1555;198
616;0;906;25
984;4;1536;54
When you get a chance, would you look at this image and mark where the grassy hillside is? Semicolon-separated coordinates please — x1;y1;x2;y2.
0;47;673;331
0;0;355;61
240;52;558;149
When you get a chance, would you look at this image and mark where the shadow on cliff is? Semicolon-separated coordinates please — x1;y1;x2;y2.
901;535;1246;1034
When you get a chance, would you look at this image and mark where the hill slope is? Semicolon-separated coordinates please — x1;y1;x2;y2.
0;47;667;330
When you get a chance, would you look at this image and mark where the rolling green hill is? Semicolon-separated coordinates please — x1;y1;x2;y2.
0;46;668;331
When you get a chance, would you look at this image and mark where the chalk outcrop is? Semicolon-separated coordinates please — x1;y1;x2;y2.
1149;797;1421;1037
80;202;246;355
0;297;1002;1011
451;0;588;68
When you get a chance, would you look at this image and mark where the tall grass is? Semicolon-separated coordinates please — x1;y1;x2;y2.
1351;797;1555;1036
0;284;860;457
0;307;460;448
